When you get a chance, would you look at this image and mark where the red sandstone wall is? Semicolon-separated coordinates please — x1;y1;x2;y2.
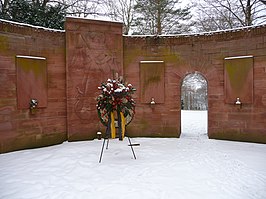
0;18;265;154
124;26;266;143
65;17;123;141
0;20;67;153
123;37;181;137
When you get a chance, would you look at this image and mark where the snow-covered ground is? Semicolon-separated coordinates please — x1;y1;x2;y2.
1;111;266;199
181;110;208;138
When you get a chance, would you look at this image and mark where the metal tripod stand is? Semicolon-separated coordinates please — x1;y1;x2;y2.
98;114;137;163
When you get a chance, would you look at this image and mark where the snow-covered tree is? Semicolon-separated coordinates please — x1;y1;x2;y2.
133;0;192;35
194;0;266;32
0;0;66;29
181;73;208;110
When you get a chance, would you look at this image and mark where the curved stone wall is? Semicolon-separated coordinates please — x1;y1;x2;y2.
124;25;266;143
0;18;265;153
0;19;67;153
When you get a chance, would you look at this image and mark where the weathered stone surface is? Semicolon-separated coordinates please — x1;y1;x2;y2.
1;18;266;153
65;17;123;141
124;25;266;143
0;20;66;153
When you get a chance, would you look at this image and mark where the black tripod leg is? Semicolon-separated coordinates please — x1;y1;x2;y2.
99;138;106;163
127;136;137;159
117;111;123;141
105;116;111;150
106;138;109;149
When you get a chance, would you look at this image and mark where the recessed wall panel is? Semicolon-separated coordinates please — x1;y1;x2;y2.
140;61;165;103
224;56;253;104
16;55;47;109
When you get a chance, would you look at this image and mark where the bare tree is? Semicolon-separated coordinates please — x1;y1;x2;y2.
60;0;105;18
102;0;136;35
194;0;266;32
259;0;266;5
181;73;208;110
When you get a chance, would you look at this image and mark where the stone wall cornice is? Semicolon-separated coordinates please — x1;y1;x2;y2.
65;16;123;28
0;19;65;36
124;24;266;44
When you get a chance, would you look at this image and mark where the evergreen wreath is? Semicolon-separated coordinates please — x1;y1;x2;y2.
96;78;136;126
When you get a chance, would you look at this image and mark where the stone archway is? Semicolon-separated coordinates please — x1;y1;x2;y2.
180;72;208;138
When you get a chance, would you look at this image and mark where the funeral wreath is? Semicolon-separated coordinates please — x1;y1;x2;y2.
96;78;136;127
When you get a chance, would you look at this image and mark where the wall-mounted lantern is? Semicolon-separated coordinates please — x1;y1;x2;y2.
29;98;38;114
150;97;156;108
97;131;102;140
235;97;242;109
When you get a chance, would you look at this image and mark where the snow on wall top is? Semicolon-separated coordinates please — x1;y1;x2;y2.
1;17;265;39
124;23;266;38
0;19;65;33
66;16;123;25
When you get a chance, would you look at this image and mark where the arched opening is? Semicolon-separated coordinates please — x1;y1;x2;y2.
180;72;208;138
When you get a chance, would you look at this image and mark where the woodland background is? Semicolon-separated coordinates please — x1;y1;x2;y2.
1;0;266;34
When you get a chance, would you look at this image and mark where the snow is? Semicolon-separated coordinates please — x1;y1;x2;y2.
66;16;123;25
1;111;266;199
140;61;164;63
224;55;253;60
124;23;266;38
0;19;65;33
181;110;208;138
16;55;46;60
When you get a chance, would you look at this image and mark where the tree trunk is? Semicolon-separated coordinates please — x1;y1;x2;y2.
156;0;162;34
2;0;9;15
245;0;252;26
